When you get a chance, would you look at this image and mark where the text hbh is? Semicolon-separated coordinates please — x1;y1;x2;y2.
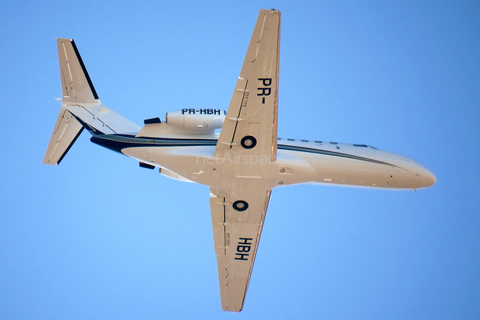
235;237;253;261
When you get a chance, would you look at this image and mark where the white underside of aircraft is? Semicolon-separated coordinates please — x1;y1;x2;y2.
43;9;436;312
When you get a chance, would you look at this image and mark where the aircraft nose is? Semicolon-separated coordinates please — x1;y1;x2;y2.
418;166;437;188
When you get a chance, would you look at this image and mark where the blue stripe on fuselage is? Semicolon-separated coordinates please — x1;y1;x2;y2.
90;134;394;167
90;134;217;153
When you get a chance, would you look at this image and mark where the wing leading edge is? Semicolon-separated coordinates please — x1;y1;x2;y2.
210;9;280;312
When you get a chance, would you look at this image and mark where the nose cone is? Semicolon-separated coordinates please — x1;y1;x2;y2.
388;152;436;189
419;167;437;188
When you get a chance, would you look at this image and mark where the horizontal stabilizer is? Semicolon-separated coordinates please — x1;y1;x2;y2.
57;38;99;103
43;107;84;165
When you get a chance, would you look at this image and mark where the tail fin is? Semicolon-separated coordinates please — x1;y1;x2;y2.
43;39;140;165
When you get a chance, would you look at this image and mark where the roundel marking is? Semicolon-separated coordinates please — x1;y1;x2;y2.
241;136;257;149
233;200;249;212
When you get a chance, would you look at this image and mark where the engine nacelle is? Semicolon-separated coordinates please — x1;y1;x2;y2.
166;108;226;131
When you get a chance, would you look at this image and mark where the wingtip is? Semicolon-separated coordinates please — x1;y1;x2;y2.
56;37;74;42
260;8;280;12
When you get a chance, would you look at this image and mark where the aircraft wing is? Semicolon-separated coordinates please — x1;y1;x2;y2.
215;9;280;162
210;187;272;312
210;9;280;312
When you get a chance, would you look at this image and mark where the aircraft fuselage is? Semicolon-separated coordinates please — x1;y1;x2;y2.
91;134;436;191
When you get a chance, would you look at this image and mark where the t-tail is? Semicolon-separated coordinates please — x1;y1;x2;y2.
43;39;140;165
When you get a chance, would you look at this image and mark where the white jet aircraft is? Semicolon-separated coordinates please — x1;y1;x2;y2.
43;9;436;312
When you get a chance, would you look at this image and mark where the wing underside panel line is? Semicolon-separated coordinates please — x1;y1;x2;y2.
229;79;249;149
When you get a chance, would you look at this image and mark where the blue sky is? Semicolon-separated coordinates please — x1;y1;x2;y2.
1;0;479;319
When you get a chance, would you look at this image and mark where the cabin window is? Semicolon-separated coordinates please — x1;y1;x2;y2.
301;139;308;142
315;140;322;144
277;137;282;140
353;144;368;147
287;138;295;141
330;142;338;145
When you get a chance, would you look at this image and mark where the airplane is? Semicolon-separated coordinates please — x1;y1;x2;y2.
43;9;436;312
